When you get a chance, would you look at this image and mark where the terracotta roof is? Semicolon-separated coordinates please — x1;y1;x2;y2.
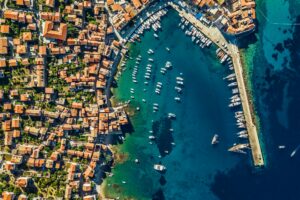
132;0;142;9
0;59;6;67
23;32;32;41
4;10;18;20
0;25;9;34
16;45;27;54
43;21;67;41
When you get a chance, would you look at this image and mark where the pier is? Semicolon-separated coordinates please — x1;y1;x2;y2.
169;2;264;167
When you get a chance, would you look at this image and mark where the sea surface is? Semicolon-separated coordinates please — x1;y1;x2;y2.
103;0;300;199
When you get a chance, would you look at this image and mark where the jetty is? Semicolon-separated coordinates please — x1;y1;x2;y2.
169;2;264;167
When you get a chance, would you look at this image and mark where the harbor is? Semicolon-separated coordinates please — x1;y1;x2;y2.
104;9;242;199
169;2;264;167
106;0;300;199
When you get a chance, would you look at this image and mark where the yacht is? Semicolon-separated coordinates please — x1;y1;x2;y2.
148;58;154;62
228;143;249;154
154;33;159;38
166;47;170;52
154;164;166;172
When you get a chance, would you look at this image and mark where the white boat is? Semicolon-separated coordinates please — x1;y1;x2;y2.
174;86;182;93
147;49;154;54
228;82;238;87
278;145;286;149
168;113;176;119
165;61;172;69
148;58;154;62
149;135;156;140
176;77;184;81
211;134;219;145
238;134;248;138
229;102;241;107
154;164;166;172
166;47;170;51
176;81;184;86
174;97;181;102
290;144;300;157
154;33;159;38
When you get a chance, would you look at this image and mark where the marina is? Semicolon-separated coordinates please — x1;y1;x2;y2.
107;9;243;199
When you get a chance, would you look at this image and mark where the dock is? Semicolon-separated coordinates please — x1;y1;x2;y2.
169;2;264;167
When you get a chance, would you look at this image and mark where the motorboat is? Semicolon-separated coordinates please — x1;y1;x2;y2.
154;164;166;172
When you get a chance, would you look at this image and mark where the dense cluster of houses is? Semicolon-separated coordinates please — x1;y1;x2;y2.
192;0;256;35
0;0;129;199
107;0;150;30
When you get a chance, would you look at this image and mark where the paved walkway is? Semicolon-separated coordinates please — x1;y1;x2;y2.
170;2;264;167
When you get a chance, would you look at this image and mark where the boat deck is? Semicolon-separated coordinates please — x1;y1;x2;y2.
169;2;264;167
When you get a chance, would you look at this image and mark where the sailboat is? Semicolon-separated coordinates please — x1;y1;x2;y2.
211;134;219;145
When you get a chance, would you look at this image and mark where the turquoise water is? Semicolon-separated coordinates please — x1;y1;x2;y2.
104;9;241;199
